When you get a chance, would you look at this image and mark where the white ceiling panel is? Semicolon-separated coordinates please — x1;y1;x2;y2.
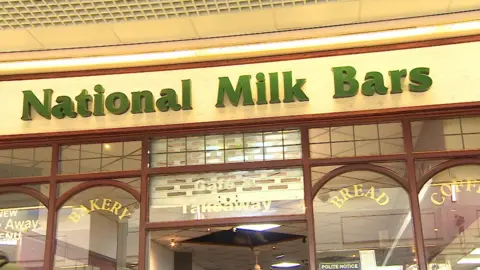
190;9;277;37
360;0;451;22
112;18;198;43
28;24;120;49
274;0;359;30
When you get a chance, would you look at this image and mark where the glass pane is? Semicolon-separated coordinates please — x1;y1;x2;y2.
264;146;283;160
283;129;301;145
150;153;167;168
263;131;283;147
379;123;403;138
168;137;186;153
419;165;480;270
0;147;53;178
167;153;186;167
206;135;224;151
0;193;48;269
81;144;102;159
60;141;141;174
149;168;304;222
244;133;264;148
54;187;139;270
225;133;243;149
310;123;403;159
314;169;416;270
186;152;205;165
354;124;378;140
245;148;264;162
309;128;330;143
206;150;224;164
284;145;302;159
150;138;167;154
411;117;480;152
186;136;205;151
225;149;244;163
331;126;354;142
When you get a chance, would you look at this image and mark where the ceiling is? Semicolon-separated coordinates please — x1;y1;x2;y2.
0;0;478;52
151;222;309;270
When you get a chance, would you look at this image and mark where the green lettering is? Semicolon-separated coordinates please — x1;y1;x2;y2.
93;84;105;116
216;75;254;107
181;79;193;110
52;96;77;119
75;90;92;117
131;90;155;114
105;92;130;115
256;73;267;105
409;67;432;92
21;89;52;120
389;69;407;94
361;71;388;96
269;72;280;104
156;88;181;112
283;71;308;102
332;66;358;98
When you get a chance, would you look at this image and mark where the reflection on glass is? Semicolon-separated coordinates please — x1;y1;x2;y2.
54;187;139;270
59;141;141;174
0;147;52;178
313;168;416;270
148;222;309;270
411;116;480;152
0;193;48;269
419;165;480;270
150;129;302;167
149;168;304;222
309;123;404;158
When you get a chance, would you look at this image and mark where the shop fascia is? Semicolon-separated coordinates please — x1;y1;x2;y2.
20;66;432;120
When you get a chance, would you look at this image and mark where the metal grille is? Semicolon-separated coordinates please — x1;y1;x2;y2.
0;0;344;29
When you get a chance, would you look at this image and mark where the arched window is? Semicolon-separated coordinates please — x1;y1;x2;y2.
54;185;140;270
0;192;48;270
313;168;416;270
419;164;480;270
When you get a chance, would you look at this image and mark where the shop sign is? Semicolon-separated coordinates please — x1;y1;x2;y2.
20;66;432;121
68;198;131;223
329;184;389;208
430;179;480;205
319;262;360;270
0;209;41;241
182;178;272;214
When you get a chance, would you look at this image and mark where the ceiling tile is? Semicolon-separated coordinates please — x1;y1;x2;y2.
0;29;44;52
275;1;360;30
449;0;480;11
112;18;198;44
360;0;451;22
28;24;120;49
191;10;277;38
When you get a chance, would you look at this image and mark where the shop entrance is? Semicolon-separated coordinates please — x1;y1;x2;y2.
148;222;309;270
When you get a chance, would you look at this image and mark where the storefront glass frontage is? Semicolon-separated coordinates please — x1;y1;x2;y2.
1;38;480;270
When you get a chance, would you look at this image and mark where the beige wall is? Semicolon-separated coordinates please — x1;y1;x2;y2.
0;41;479;136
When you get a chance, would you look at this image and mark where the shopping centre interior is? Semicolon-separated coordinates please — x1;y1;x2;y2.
0;0;479;270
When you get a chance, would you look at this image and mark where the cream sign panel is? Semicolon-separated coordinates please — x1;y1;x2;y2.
0;41;479;136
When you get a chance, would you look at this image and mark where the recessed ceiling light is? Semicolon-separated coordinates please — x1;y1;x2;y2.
271;262;301;268
104;144;111;149
235;224;281;232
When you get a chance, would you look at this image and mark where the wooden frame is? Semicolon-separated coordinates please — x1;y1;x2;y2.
0;35;479;270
